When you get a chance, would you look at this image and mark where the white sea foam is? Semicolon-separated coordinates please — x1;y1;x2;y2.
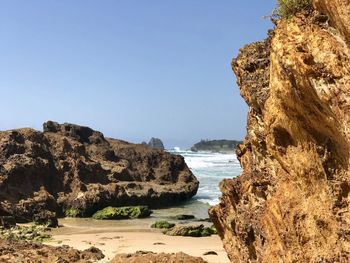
169;150;242;206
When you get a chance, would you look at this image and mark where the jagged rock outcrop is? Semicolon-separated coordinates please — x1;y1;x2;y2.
210;1;350;262
0;121;198;221
148;137;165;150
0;239;104;263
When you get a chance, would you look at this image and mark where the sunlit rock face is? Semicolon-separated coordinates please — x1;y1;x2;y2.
209;1;350;262
0;121;198;221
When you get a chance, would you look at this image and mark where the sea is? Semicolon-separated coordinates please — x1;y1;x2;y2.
159;148;242;219
58;149;242;228
173;149;241;205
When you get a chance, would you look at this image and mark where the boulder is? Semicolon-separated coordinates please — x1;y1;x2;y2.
164;224;217;237
33;211;58;227
92;206;152;220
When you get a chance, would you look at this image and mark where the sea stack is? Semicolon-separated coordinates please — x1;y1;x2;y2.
148;137;165;150
0;121;198;221
210;1;350;262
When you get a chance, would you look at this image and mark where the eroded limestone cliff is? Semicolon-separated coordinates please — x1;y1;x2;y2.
209;1;350;262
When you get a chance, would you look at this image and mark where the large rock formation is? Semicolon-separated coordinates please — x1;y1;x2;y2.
0;121;198;221
210;1;350;262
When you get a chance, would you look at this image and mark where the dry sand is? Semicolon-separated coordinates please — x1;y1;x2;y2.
44;218;229;263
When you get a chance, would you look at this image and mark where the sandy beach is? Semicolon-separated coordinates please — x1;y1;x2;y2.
44;218;229;263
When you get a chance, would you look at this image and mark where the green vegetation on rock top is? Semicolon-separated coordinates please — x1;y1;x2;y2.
92;206;152;220
274;0;312;19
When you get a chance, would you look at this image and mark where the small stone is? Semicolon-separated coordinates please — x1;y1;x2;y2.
203;251;218;256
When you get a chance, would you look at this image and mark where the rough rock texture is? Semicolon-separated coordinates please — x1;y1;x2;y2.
209;2;350;262
0;239;104;263
92;205;152;220
148;137;165;150
0;121;198;220
164;224;217;237
33;210;58;227
110;251;208;263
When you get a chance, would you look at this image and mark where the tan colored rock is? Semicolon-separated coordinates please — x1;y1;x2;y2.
210;3;350;263
0;239;104;263
110;251;208;263
313;0;350;43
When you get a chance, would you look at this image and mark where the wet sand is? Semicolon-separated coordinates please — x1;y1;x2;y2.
45;218;229;263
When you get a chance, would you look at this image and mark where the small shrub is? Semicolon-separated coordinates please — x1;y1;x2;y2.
274;0;312;19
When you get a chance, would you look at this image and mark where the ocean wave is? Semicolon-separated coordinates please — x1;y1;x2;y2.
184;153;240;170
172;151;242;206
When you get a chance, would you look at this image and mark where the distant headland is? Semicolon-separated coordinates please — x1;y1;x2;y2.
190;139;242;153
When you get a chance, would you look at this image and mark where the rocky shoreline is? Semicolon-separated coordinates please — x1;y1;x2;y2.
0;121;208;262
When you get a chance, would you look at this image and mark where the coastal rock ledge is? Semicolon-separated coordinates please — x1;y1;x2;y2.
209;1;350;262
0;121;198;221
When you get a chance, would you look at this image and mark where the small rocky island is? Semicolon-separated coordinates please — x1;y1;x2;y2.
0;121;198;224
144;137;165;150
191;139;242;153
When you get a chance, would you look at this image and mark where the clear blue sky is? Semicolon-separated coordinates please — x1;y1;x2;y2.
0;1;275;148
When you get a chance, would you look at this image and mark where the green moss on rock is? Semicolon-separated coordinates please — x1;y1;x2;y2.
0;225;52;242
164;224;218;237
210;225;218;235
151;220;175;229
92;206;152;220
64;208;80;218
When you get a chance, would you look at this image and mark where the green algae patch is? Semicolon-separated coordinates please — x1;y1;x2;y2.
210;225;218;235
0;225;52;242
64;208;80;218
164;224;218;237
151;220;175;229
92;206;152;220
